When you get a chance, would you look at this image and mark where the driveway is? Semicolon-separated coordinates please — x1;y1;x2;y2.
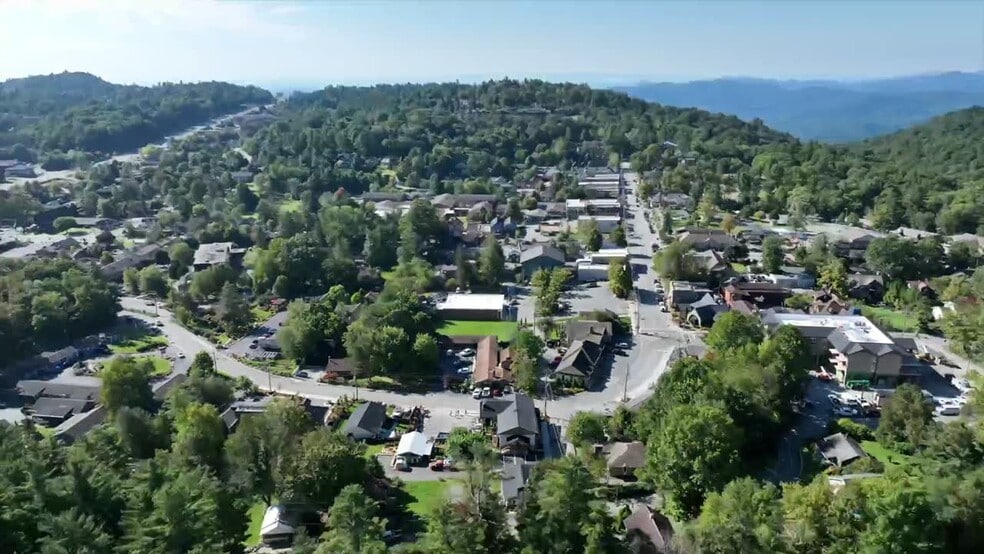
226;310;289;357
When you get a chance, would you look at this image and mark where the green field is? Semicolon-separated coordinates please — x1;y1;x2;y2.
860;306;919;333
138;355;172;377
110;333;168;354
244;502;266;546
403;480;454;517
438;320;518;340
861;440;915;468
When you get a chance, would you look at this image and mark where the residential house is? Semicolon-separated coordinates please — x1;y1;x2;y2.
220;396;275;432
501;460;537;508
684;294;729;328
432;193;498;217
624;505;675;554
446;217;465;240
395;431;435;465
469;201;495;222
193;242;246;271
31;397;94;426
100;241;166;281
17;381;100;404
522;208;548;224
577;215;621;233
723;281;792;309
847;274;885;303
811;291;852;315
520;244;566;278
2;162;36;179
361;191;408;203
564;319;613;346
651;191;693;210
676;229;738;252
824;228;882;258
948;233;984;252
32;201;78;232
490;216;517;236
342;401;388;441
39;346;81;371
576;262;610;282
480;393;539;457
818;432;867;467
35;237;79;259
666;281;713;312
259;505;295;548
892;226;937;241
553;339;605;386
472;336;515;387
767;265;816;289
739;225;778;245
54;406;107;444
690;249;731;279
605;441;646;479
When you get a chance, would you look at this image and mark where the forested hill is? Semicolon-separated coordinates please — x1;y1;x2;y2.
0;71;272;159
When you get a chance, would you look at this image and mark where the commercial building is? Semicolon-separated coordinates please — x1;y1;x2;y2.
437;293;506;321
587;248;629;264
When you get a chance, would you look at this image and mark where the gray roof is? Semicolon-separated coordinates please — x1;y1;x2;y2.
18;381;100;401
564;320;613;342
520;244;566;264
41;346;79;364
606;441;646;470
492;394;538;437
818;432;866;467
31;397;90;419
828;329;901;357
54;405;106;444
501;461;536;502
194;242;236;266
342;401;387;437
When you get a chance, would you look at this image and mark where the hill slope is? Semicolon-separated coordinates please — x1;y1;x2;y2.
615;73;984;142
0;71;273;158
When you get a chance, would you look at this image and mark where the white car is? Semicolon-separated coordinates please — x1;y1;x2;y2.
471;388;482;399
481;387;492;398
460;348;476;358
833;406;859;417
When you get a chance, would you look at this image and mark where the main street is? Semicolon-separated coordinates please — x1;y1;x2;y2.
119;169;694;425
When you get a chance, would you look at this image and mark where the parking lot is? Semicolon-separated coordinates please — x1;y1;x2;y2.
226;310;289;358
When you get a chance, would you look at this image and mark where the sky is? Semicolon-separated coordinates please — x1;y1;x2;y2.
0;0;981;88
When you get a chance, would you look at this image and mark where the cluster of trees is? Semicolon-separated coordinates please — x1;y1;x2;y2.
608;257;633;298
0;258;119;378
0;71;272;156
530;266;571;318
937;269;984;362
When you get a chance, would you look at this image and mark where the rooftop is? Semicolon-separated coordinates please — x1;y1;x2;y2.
590;248;629;258
763;313;893;345
437;293;505;312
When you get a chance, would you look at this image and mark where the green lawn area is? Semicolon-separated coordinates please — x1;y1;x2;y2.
403;480;454;517
248;358;296;377
860;306;919;333
244;501;266;546
137;355;172;377
438;320;518;340
730;262;748;273
251;306;275;322
279;199;303;214
364;443;386;459
109;333;168;354
861;440;915;468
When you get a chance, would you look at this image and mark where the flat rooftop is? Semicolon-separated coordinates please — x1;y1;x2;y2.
437;293;506;312
765;313;893;345
577;215;621;222
590;248;629;258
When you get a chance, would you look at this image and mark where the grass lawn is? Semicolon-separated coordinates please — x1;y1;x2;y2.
438;320;518;340
861;440;915;468
860;306;919;333
251;306;275;322
364;443;386;459
279;199;303;214
138;355;172;377
730;262;748;273
248;358;296;377
403;480;454;518
110;333;168;354
244;501;266;546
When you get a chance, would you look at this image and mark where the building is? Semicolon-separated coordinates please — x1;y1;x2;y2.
651;191;693;209
818;433;867;467
577;215;621;233
587;248;629;264
32;201;79;232
259;505;295;548
479;393;539;457
100;241;167;281
3;162;37;179
553;339;605;386
761;313;910;386
17;381;100;403
624;506;675;554
690;250;731;277
519;244;566;278
39;346;80;370
847;274;885;303
723;281;792;309
360;191;408;203
685;294;729;328
31;397;94;426
342;401;388;441
193;242;246;270
605;441;646;479
395;431;435;465
676;229;739;252
565;198;622;218
432;193;498;216
472;336;515;387
666;281;713;311
490;216;517;236
437;293;506;321
501;460;536;508
767;266;815;289
576;262;610;282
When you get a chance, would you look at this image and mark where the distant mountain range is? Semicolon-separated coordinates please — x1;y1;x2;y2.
614;72;984;142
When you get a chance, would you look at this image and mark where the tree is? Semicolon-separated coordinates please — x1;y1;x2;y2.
785;292;813;310
138;266;168;298
512;330;545;360
278;429;376;510
344;322;410;376
660;209;673;237
446;427;492;461
875;383;934;452
189;351;216;379
426;456;516;554
947;240;980;272
653;240;703;281
116;407;168;459
567;412;608;446
100;356;154;414
720;213;738;234
172;402;227;472
705;311;764;352
645;404;742;517
608;257;632;299
761;236;784;274
513;351;539;396
318;484;387;554
818;258;849;297
454;244;472;288
217;282;252;334
168;241;194;276
585;223;603;252
412;334;439;370
478;234;505;286
683;478;784;554
39;508;113;554
610;225;627;247
123;267;140;295
53;216;77;233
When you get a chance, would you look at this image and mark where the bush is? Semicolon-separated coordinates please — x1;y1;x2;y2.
833;418;874;441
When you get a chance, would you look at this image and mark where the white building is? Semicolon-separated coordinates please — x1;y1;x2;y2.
437;293;506;321
577;262;610;282
588;248;629;264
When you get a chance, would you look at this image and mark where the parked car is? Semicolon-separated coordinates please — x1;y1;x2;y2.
460;348;475;357
296;371;308;379
394;456;409;471
833;406;859;417
177;352;185;359
481;387;492;398
492;388;503;397
472;388;483;399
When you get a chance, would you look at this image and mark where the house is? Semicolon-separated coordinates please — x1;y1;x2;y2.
605;441;646;479
690;249;730;277
468;201;495;221
72;217;118;230
3;162;37;179
827;326;904;387
651;191;693;209
566;198;622;218
825;228;882;257
564;320;613;345
361;191;408;203
472;336;515;387
818;433;867;467
520;244;566;278
32;201;78;232
193;242;246;270
54;405;107;444
432;193;498;216
437;293;505;321
811;291;852;315
739;225;777;245
220;396;275;432
490;216;517;236
259;505;295;548
501;460;536;508
666;281;713;311
36;237;79;259
395;431;435;465
685;294;729;328
553;340;604;386
17;381;100;403
768;266;816;289
676;229;738;252
847;274;885;303
723;281;792;309
948;233;984;251
40;346;80;370
342;401;388;441
588;248;629;264
624;505;675;554
892;226;937;241
480;393;539;457
522;208;548;224
31;397;94;426
100;241;166;281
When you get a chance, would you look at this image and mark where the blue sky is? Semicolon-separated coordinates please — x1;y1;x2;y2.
0;0;980;87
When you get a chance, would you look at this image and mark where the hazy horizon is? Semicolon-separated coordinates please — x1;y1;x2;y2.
1;0;981;87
